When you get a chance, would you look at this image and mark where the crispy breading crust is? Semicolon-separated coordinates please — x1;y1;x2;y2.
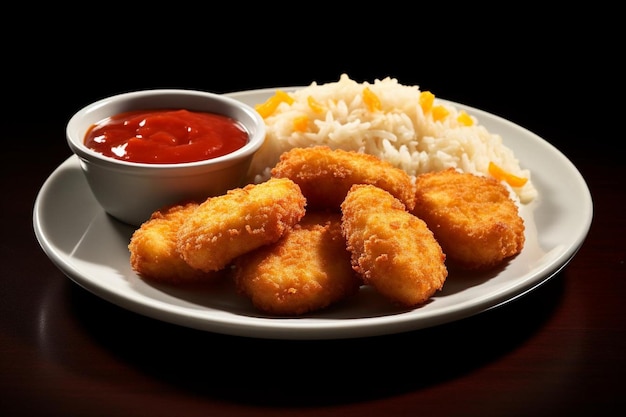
341;184;447;307
233;211;361;316
176;177;306;272
129;202;219;283
271;146;416;211
411;168;525;270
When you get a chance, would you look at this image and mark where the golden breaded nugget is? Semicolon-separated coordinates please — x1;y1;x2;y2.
233;211;361;316
271;146;416;211
129;202;219;284
177;177;306;272
412;168;525;270
341;184;447;307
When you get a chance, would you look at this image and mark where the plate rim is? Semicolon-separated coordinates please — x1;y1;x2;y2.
32;87;593;340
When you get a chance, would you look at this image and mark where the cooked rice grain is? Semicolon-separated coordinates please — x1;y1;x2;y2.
248;74;537;203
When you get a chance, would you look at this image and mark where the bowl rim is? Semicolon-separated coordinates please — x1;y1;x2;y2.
66;88;266;170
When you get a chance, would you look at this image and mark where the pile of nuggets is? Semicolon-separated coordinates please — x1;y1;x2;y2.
128;146;526;316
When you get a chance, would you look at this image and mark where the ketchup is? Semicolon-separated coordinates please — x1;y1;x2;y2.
84;109;249;164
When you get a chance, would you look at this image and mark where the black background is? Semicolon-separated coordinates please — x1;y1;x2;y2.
2;6;624;417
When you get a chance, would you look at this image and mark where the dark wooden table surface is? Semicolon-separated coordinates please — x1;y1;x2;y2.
3;13;624;416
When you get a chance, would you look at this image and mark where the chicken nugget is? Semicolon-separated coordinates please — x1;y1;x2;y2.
177;177;306;272
271;146;416;211
341;184;447;307
233;211;361;316
129;202;218;284
411;168;525;270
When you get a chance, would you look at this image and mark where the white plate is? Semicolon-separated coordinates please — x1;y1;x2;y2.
33;88;593;340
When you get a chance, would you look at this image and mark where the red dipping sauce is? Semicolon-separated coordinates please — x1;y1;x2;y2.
84;109;249;164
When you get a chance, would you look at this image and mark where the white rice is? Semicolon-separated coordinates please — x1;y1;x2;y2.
248;74;537;204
